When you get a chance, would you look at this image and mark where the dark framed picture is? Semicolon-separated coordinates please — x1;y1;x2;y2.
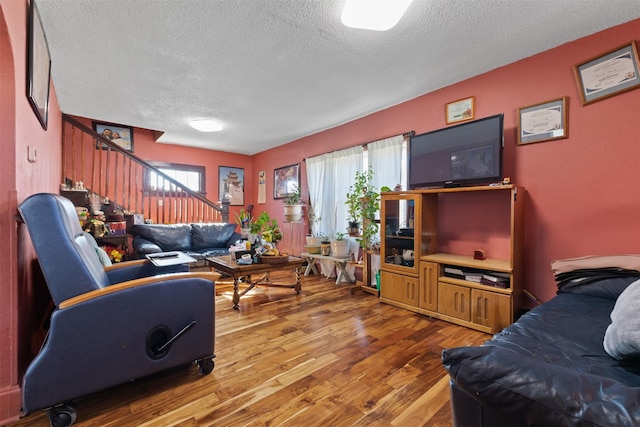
93;121;134;152
574;41;640;105
219;166;244;206
274;163;300;199
27;0;51;130
518;97;568;145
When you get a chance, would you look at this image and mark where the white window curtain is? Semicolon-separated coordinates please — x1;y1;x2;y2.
367;134;404;192
306;146;363;238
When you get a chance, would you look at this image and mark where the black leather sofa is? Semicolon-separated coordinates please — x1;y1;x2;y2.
130;223;241;263
442;255;640;427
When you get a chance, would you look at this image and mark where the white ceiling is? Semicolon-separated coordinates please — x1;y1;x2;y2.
36;0;640;155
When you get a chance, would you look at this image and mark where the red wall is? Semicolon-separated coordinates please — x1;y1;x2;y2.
252;20;640;304
1;0;63;423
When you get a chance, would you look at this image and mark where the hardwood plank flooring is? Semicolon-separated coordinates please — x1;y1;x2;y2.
10;272;489;427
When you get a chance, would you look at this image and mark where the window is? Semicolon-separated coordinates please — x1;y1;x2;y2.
145;162;206;195
306;134;406;239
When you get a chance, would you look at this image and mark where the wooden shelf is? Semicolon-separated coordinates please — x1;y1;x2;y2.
379;186;524;334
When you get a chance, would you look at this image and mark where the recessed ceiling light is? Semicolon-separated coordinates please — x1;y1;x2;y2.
341;0;413;31
189;119;223;132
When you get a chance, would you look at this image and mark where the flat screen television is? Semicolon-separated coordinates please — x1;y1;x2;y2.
409;113;504;189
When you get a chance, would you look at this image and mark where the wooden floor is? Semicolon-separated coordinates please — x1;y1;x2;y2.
10;271;489;427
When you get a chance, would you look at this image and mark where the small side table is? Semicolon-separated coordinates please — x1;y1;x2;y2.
96;233;131;260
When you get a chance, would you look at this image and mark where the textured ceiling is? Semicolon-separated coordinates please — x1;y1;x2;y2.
36;0;640;155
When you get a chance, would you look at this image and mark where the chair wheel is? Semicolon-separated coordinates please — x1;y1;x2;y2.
198;357;215;375
48;403;77;427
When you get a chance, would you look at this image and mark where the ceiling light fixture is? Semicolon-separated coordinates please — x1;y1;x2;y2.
341;0;413;31
189;119;223;132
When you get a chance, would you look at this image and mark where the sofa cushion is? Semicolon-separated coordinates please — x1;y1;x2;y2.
604;279;640;360
191;223;237;250
129;224;192;251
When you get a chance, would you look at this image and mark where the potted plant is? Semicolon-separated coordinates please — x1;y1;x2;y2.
306;207;322;247
250;211;282;247
234;208;252;239
331;231;350;257
283;184;304;222
345;166;380;251
320;233;331;256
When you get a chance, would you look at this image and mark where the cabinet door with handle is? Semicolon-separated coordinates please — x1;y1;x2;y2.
419;261;438;311
472;289;511;332
438;282;471;322
380;270;419;307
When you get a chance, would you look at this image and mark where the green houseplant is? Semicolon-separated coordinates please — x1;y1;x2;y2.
345;166;380;250
283;184;304;222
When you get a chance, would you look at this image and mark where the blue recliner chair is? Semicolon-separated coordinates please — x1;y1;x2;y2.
18;193;220;427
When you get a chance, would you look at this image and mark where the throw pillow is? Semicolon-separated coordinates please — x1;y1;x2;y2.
603;278;640;359
94;246;113;267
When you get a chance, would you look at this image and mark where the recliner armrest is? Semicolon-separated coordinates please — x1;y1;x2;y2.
60;271;221;309
105;259;189;283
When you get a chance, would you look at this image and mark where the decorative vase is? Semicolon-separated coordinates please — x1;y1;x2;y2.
348;221;360;236
283;204;303;222
320;242;331;256
306;236;322;246
331;239;350;257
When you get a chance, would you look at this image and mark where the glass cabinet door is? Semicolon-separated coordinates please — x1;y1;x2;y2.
381;194;419;275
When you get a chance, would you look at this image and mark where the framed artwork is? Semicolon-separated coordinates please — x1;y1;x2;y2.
219;166;244;206
518;97;568;145
446;96;475;124
574;41;640;105
93;121;134;152
258;170;267;204
274;163;300;199
27;0;51;130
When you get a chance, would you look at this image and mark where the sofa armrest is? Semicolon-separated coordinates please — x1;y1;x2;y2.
442;345;640;427
556;274;640;300
132;237;163;255
225;232;242;248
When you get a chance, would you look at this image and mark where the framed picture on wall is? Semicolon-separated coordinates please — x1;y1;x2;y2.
219;166;244;206
574;41;640;105
518;97;568;145
274;163;300;199
445;96;475;124
93;121;134;152
27;0;51;130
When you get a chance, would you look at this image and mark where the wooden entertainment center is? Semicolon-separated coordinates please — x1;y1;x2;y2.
379;185;524;334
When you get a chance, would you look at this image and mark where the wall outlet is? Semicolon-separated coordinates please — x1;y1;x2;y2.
27;145;37;163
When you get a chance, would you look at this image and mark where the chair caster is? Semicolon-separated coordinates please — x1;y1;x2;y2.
197;357;215;375
48;402;77;427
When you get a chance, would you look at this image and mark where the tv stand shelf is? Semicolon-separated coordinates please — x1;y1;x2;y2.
379;185;524;334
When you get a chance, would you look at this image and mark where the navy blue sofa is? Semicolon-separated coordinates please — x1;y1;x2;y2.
130;222;241;263
442;264;640;427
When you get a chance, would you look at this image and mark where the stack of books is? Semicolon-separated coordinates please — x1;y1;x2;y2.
443;266;510;288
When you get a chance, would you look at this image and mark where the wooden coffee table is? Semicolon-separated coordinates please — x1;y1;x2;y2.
207;255;305;309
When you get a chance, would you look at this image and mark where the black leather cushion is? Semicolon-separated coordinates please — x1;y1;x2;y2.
191;223;237;250
129;224;192;251
443;291;640;427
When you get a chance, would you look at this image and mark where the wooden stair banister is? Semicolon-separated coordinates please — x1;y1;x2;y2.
61;115;229;224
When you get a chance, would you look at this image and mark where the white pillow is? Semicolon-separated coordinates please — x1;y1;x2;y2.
604;279;640;359
94;246;113;267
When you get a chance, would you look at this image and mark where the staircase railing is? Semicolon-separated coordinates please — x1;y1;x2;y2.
61;115;229;224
